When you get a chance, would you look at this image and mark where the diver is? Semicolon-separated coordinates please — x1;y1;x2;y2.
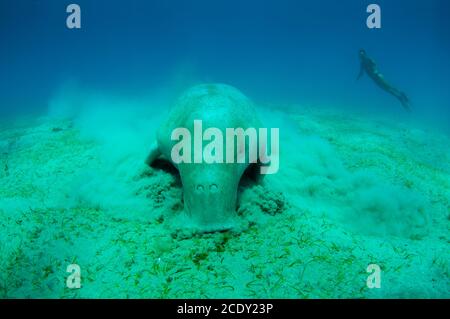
357;49;411;111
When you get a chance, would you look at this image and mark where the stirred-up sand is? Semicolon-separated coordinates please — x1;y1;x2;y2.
0;92;449;298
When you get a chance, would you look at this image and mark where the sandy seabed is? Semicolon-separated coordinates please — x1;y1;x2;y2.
0;105;449;298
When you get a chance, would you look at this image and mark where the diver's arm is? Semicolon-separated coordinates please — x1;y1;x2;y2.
357;63;364;80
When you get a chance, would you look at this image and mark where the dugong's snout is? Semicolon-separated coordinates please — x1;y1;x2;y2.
182;177;238;232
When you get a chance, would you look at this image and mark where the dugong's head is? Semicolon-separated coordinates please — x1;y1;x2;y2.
178;164;241;232
147;83;265;233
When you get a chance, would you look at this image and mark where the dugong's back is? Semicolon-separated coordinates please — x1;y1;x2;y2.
157;83;261;154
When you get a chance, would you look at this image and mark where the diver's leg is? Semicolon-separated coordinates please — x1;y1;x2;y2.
372;75;411;111
393;90;411;111
398;92;411;111
386;87;411;111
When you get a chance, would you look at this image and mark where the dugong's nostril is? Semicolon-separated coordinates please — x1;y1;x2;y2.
196;184;204;192
210;184;218;193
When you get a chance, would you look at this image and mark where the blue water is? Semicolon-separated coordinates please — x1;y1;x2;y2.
1;0;449;125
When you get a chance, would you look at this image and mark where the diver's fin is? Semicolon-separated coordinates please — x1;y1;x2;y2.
145;142;161;166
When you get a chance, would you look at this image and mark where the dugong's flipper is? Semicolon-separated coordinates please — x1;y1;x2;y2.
145;142;161;166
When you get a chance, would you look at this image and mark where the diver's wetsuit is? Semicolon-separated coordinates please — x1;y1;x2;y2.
358;49;411;111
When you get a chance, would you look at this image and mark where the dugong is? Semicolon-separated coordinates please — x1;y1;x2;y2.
145;83;265;232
